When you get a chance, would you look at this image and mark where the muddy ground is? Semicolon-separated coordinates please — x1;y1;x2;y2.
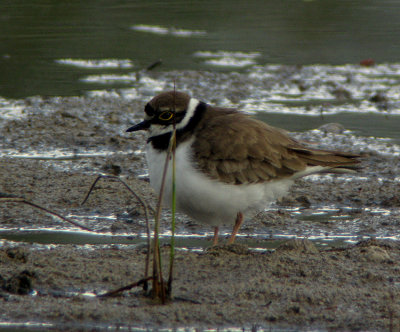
0;80;400;330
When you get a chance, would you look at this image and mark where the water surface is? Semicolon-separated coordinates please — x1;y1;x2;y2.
2;0;400;98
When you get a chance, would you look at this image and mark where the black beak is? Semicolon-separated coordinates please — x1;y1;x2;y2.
126;120;151;132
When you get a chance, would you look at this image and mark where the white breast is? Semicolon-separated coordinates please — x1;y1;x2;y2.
146;139;294;226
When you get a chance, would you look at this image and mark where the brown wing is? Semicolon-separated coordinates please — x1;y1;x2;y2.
192;107;359;185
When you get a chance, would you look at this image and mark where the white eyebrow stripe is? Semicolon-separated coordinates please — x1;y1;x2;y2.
148;98;200;138
176;98;199;130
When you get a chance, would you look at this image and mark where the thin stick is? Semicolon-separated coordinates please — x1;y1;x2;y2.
167;130;176;295
152;119;180;302
146;59;162;71
97;276;153;298
81;175;153;214
80;175;152;289
0;196;92;232
152;144;174;303
168;86;177;295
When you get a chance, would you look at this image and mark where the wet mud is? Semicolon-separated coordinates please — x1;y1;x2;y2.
1;72;400;330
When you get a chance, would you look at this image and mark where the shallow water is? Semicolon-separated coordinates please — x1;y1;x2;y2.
2;0;400;98
1;202;398;251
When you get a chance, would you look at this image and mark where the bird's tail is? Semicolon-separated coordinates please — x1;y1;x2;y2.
288;146;362;179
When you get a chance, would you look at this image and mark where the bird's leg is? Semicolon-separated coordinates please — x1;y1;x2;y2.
212;226;219;245
227;212;243;244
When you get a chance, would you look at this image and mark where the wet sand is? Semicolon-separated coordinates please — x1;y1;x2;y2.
0;78;400;330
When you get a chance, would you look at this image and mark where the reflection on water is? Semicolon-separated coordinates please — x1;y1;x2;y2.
1;205;398;250
3;63;400;143
55;58;134;69
2;0;400;98
131;24;207;37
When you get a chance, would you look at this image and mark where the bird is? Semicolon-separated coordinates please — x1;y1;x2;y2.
126;91;360;245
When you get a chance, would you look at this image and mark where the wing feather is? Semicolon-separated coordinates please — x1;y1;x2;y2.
191;107;359;184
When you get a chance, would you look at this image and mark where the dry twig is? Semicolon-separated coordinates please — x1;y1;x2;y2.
0;193;92;232
97;277;153;298
81;175;152;289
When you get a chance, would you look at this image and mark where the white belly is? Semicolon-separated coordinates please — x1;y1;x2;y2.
146;140;293;226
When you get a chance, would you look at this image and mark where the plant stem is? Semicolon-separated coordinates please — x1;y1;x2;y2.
168;129;177;295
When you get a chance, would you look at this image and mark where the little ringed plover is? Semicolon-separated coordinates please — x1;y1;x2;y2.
127;91;360;245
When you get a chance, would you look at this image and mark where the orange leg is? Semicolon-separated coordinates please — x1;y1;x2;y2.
227;212;243;244
212;226;219;246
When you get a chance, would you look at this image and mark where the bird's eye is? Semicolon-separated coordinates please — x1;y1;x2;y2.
158;111;174;121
